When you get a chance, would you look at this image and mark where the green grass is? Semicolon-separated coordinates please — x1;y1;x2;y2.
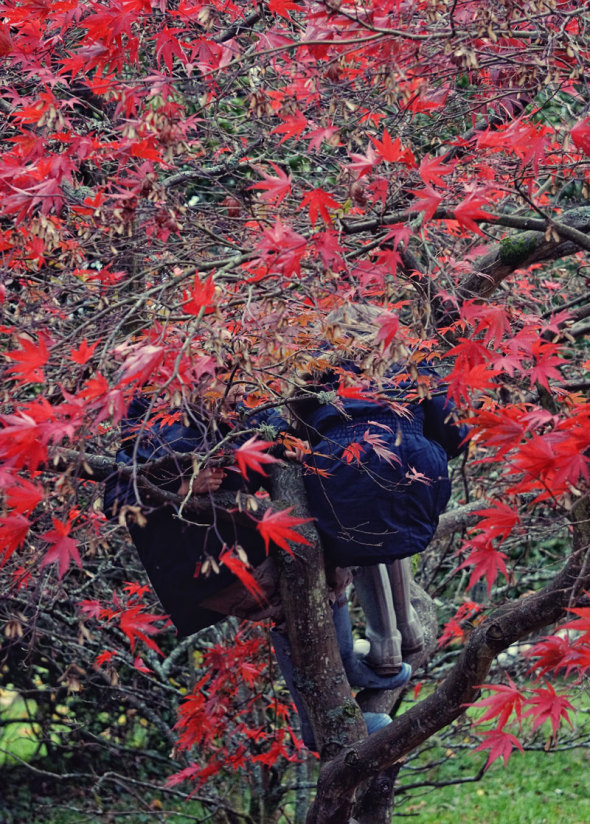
0;690;47;766
3;683;590;823
398;746;590;823
15;747;590;824
393;672;590;822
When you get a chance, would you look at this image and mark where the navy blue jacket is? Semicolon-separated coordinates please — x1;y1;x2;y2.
104;396;270;636
298;376;468;566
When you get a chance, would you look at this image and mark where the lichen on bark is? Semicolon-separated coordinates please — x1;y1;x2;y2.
498;232;539;266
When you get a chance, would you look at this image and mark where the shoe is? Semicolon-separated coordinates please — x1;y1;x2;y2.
333;598;412;688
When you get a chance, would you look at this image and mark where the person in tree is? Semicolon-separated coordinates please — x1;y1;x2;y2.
103;382;411;750
279;303;470;688
104;305;468;748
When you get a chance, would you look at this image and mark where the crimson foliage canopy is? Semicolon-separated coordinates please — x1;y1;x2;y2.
1;0;590;820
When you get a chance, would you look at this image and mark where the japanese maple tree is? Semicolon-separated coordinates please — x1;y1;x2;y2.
1;0;590;821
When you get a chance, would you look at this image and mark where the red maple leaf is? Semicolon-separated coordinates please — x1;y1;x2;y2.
220;546;265;602
471;501;520;543
527;340;565;389
337;381;375;401
0;398;81;470
122;581;152;599
469;677;525;730
346;144;378;178
453;193;493;235
363;430;400;467
81;3;137;41
40;517;82;580
381;222;413;250
523;683;574;736
570;117;590;156
465;407;527;457
510;122;550;174
271;111;307;145
256;507;312;554
120;343;166;385
473;729;524;769
445;362;501;406
406;466;432;484
133;655;153;673
268;0;301;19
525;633;590;678
182;274;216;315
0;514;31;566
458;534;509;595
119;604;167;655
369;130;415;165
4;478;44;514
78;599;103;619
460;302;512;346
234;436;278;479
447;337;491;370
306;125;339;153
257;220;307;276
512;434;557;481
96;650;117;667
312;229;346;270
418;154;454;186
0;24;12;57
375;311;400;349
561;606;590;642
249;163;292;205
152;27;186;72
437;600;482;648
342;441;364;465
299;188;341;227
366;176;389;209
70;338;99;365
5;336;49;384
409;185;442;222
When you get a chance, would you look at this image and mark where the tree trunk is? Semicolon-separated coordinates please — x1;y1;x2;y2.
353;763;401;824
305;520;590;823
271;463;444;823
271;462;367;771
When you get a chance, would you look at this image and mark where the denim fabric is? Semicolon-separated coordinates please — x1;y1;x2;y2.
270;600;410;751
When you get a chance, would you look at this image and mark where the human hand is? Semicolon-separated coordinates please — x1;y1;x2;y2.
284;438;311;462
177;467;226;496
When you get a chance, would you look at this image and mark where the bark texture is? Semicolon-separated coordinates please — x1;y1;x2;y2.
271;462;368;767
463;206;590;298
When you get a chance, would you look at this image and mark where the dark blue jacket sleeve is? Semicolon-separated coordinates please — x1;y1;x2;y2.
104;397;216;517
421;393;469;459
121;396;212;463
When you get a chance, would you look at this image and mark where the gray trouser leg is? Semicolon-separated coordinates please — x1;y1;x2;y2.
332;597;411;688
270;628;315;749
388;557;424;654
354;565;403;675
354;559;424;673
271;606;411;750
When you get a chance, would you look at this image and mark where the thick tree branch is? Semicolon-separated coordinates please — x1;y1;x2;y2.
435;501;482;538
341;205;590;238
462;206;590;298
271;463;367;770
306;500;590;823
